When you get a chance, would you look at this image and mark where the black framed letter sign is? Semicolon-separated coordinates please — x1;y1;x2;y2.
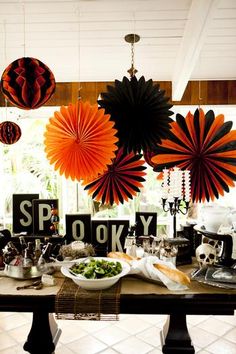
91;220;108;256
135;212;157;236
107;220;129;252
32;199;58;235
13;194;39;234
65;214;91;243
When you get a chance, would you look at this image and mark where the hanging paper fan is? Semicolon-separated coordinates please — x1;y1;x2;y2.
1;57;55;109
143;149;158;168
98;76;173;154
0;121;21;144
84;148;147;205
44;100;118;182
151;108;236;203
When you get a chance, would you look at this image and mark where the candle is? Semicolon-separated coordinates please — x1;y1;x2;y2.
184;170;191;201
161;167;191;203
169;169;175;201
162;168;169;199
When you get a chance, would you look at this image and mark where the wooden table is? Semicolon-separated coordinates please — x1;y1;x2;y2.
0;265;236;354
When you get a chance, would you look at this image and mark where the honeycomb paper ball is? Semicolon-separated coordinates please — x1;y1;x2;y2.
1;57;56;109
0;121;21;144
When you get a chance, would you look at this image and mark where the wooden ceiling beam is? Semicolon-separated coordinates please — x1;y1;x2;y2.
0;80;235;107
171;0;219;101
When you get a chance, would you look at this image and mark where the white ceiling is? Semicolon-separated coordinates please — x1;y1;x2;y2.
0;0;235;100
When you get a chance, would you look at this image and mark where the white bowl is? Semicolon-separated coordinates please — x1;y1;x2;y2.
200;205;229;233
61;257;130;290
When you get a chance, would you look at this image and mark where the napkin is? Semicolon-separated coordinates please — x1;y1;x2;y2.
128;256;188;291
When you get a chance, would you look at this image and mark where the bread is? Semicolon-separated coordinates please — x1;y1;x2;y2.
154;263;190;286
107;251;135;262
107;251;190;286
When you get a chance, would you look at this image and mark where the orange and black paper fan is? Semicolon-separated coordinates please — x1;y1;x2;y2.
143;149;158;168
84;148;147;205
151;108;236;202
1;57;55;109
44;100;118;182
98;76;173;154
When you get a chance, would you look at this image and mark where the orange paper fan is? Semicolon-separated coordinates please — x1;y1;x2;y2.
151;108;236;203
44;100;118;181
84;148;147;205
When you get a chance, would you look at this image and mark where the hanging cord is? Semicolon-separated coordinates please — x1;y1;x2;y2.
198;81;203;109
3;20;8;121
130;13;137;77
22;2;26;57
4;99;8;121
77;2;82;100
3;20;7;65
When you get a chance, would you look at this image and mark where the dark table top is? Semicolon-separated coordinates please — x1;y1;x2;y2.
0;263;236;315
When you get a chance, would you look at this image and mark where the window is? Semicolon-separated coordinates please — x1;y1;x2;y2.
1;104;236;234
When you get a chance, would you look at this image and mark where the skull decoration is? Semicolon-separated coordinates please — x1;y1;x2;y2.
202;236;222;255
196;243;217;267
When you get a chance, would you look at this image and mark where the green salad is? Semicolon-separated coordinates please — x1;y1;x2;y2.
69;258;122;279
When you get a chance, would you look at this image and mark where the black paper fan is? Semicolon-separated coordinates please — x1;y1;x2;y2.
98;76;173;154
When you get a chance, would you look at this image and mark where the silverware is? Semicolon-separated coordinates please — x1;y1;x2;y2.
16;280;42;290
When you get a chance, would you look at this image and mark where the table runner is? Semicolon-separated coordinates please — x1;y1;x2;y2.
55;277;121;321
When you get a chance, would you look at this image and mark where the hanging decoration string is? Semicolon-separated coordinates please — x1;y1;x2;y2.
1;20;22;145
198;54;203;109
131;12;136;76
4;99;8;122
3;20;8;121
198;80;202;109
77;3;82;99
3;21;7;65
22;2;26;57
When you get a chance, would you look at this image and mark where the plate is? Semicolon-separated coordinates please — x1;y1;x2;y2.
194;224;232;236
191;267;236;289
205;266;236;284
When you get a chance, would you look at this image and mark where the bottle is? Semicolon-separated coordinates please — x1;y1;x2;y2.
19;236;27;255
37;242;53;274
51;243;61;259
42;237;50;252
34;239;42;264
124;225;137;258
27;242;35;260
38;242;53;265
0;249;4;269
159;240;178;266
3;244;15;264
7;241;20;257
23;247;34;267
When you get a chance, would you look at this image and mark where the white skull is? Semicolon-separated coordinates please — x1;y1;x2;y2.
196;243;217;267
202;236;222;255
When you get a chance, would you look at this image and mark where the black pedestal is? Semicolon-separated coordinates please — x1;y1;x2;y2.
161;314;195;353
24;312;61;354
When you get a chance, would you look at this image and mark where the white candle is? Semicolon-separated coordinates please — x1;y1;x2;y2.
184;170;191;201
162;168;169;199
169;169;175;200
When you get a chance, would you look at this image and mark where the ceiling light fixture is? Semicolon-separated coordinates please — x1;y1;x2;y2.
124;33;140;77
